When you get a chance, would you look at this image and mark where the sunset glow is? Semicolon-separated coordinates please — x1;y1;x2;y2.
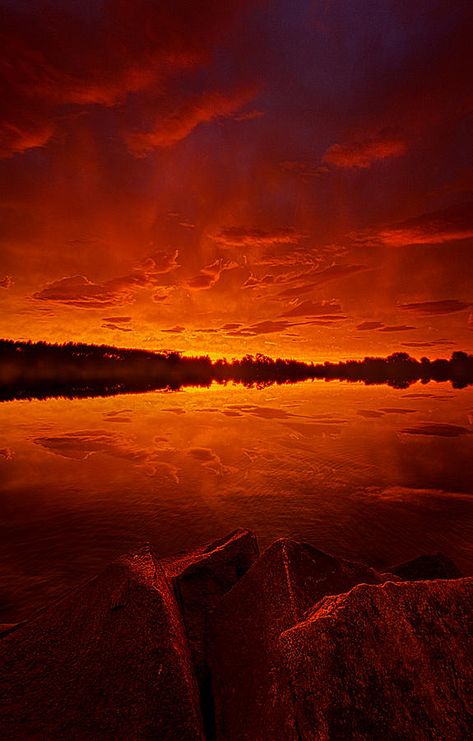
1;1;472;359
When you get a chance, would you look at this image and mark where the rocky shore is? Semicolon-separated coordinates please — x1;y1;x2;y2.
0;529;471;739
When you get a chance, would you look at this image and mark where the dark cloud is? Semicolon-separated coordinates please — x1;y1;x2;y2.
101;322;132;332
227;320;293;336
0;276;13;289
402;424;472;437
102;316;132;324
281;300;342;318
32;250;180;308
356;321;384;331
400;300;472;315
402;340;456;349
162;326;185;334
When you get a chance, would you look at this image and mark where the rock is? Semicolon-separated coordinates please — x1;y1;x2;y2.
0;547;203;740
208;538;388;741
0;623;18;637
392;552;462;581
163;528;259;737
280;578;473;741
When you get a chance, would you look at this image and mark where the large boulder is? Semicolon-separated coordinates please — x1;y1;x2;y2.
0;547;203;740
208;538;388;741
280;578;473;740
392;552;462;581
163;528;259;737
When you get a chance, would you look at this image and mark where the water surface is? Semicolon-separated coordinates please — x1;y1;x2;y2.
1;380;472;621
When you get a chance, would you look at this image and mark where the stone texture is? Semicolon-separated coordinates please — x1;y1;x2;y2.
281;578;473;741
0;547;203;740
393;552;462;581
163;528;259;738
209;538;388;741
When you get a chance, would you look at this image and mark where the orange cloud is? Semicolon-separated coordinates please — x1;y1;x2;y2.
125;87;255;155
0;276;14;289
211;226;307;248
185;259;238;291
378;202;473;246
32;250;180;308
323;132;407;169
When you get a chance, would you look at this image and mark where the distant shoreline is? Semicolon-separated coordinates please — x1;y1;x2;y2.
1;339;473;401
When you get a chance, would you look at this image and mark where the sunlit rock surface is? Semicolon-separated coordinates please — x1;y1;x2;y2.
392;552;462;581
208;538;388;741
0;547;204;740
281;578;473;741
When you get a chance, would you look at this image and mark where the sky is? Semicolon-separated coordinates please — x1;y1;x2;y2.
0;0;472;360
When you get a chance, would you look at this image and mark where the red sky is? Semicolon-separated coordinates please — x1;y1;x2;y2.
1;0;472;360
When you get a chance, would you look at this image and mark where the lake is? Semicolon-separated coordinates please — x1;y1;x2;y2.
1;379;472;622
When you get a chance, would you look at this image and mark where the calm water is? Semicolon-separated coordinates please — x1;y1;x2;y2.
1;380;472;622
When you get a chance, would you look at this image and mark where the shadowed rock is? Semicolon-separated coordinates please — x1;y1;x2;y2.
163;528;259;738
208;538;388;741
392;552;462;581
280;578;473;741
0;623;18;637
0;547;203;740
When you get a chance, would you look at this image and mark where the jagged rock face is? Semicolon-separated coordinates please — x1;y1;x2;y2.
208;538;388;741
0;548;204;741
163;528;259;738
163;528;259;678
280;578;473;741
393;553;462;581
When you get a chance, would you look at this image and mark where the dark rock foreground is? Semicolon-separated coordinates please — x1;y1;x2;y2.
0;532;471;740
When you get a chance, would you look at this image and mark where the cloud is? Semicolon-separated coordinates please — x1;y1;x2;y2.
322;131;407;169
0;276;13;289
356;321;384;331
162;326;185;334
102;316;132;324
33;275;134;309
210;226;307;248
241;273;275;289
402;340;456;348
0;0;251;157
281;300;342;318
227;320;294;336
379;202;473;246
101;322;132;332
185;258;238;290
400;300;472;315
125;86;255;155
276;264;367;298
32;250;180;308
401;424;472;437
